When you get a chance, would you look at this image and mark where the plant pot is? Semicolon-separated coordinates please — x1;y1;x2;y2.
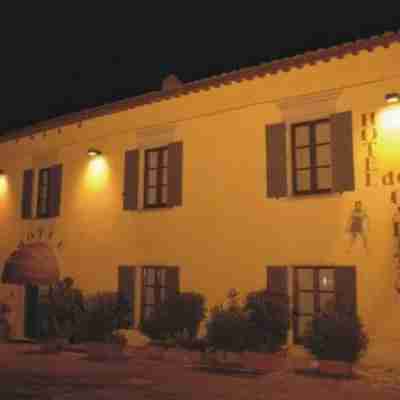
40;338;68;354
318;360;353;377
146;345;165;361
243;351;287;372
165;348;188;363
87;342;126;361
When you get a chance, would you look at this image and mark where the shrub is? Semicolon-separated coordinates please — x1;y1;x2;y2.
303;311;368;363
244;289;290;353
78;291;130;343
140;291;206;340
206;290;250;355
47;277;85;341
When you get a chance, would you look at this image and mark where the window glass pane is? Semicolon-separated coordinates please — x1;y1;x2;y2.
145;268;155;285
147;151;159;168
298;292;314;314
146;188;157;205
148;169;157;186
294;125;310;146
160;287;167;303
162;168;168;185
296;170;311;192
161;186;168;204
162;150;168;166
39;199;47;215
41;170;49;184
319;269;335;291
315;122;331;144
320;293;335;313
144;306;154;320
316;144;331;166
298;269;314;290
145;287;155;305
298;316;313;338
316;167;332;190
158;269;166;286
295;148;310;168
40;186;48;198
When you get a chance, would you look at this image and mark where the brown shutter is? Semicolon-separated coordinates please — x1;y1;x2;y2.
48;164;63;217
331;111;355;193
335;266;356;316
267;266;288;295
266;123;287;198
167;142;183;207
123;149;139;210
118;266;136;327
166;266;180;298
21;169;34;219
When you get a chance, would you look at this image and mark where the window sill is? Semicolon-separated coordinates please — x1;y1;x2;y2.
282;191;343;201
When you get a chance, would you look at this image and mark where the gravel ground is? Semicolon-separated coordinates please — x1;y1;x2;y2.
0;344;399;399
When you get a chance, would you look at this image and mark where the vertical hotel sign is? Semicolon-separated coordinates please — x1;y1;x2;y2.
361;111;400;293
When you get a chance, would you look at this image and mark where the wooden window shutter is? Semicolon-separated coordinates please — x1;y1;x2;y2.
48;164;63;218
266;123;287;198
118;266;136;327
331;111;355;193
266;266;288;296
21;169;34;219
335;266;356;316
167;142;183;207
123;149;140;210
166;266;180;298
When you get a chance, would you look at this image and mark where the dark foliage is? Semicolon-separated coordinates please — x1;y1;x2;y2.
244;289;290;353
140;291;206;340
303;311;368;363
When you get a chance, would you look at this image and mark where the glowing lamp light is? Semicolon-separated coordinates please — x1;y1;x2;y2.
0;170;8;197
87;148;102;158
385;93;400;104
377;94;400;136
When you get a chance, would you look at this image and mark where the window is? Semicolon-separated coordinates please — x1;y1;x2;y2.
37;168;51;218
292;119;332;195
293;267;336;343
35;164;63;219
144;147;168;208
142;266;179;321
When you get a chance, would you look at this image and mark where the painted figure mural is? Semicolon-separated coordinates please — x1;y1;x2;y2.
346;201;369;253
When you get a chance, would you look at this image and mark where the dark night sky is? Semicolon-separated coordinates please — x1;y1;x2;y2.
1;4;400;134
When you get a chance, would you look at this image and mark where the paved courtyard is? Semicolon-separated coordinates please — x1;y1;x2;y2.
0;344;399;399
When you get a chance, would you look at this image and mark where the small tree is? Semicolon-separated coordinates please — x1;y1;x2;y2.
244;289;290;353
48;277;85;342
140;291;206;341
303;310;368;363
206;290;250;358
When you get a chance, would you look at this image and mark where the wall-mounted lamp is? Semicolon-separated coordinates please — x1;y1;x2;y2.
87;148;102;157
385;93;400;104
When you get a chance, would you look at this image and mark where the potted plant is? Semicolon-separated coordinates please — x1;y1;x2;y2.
140;291;207;363
83;292;130;361
242;290;290;371
42;277;85;353
205;290;249;369
303;310;368;377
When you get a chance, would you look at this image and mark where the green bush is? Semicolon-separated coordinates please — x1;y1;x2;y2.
206;290;250;354
77;291;130;343
303;311;368;363
47;277;85;341
140;291;206;340
244;290;290;353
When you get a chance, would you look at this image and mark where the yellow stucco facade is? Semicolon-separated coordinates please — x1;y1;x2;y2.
1;39;400;361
